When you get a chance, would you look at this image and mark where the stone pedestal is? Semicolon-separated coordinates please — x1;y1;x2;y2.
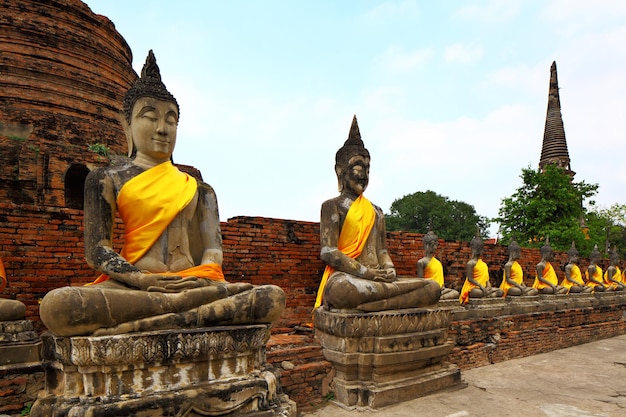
314;307;462;409
31;325;296;417
0;319;43;415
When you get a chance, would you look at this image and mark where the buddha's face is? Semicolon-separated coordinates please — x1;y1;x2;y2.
569;253;579;264
341;155;370;196
129;97;178;161
424;240;437;254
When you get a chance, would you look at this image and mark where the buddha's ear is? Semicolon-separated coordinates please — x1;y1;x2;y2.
335;164;343;192
119;113;134;157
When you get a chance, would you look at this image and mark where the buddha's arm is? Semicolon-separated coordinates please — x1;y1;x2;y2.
564;265;576;284
197;183;223;266
588;266;603;285
83;169;142;285
416;259;426;277
375;209;395;273
503;263;517;287
535;263;553;287
466;260;483;289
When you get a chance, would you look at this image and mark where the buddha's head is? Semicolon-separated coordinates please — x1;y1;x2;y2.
335;115;370;195
123;50;179;158
567;241;579;263
423;230;438;254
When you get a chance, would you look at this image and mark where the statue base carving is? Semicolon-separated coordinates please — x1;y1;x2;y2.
31;325;296;417
313;307;463;409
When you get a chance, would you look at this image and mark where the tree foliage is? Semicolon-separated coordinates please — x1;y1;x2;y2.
385;190;490;241
496;164;599;252
585;204;626;258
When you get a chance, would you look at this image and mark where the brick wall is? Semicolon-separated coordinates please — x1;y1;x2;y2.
0;208;607;332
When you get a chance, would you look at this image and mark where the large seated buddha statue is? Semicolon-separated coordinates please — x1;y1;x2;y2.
39;51;285;336
313;116;440;312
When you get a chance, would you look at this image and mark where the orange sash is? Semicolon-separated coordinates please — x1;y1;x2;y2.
91;162;225;284
313;195;375;310
533;262;557;289
424;257;444;287
460;258;489;304
0;257;6;293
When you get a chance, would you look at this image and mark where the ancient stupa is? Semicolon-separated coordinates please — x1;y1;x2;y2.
538;61;575;177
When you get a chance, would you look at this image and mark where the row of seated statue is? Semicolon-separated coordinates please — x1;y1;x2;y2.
1;50;622;335
450;236;624;305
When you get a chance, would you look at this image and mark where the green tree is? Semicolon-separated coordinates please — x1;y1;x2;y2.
385;190;490;241
496;164;598;252
585;204;626;258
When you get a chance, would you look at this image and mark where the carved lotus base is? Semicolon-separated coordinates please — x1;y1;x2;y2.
314;307;463;409
30;325;296;417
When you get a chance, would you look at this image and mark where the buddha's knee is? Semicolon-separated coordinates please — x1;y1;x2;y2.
40;287;103;336
323;275;363;309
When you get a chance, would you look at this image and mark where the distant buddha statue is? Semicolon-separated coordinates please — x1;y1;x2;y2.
499;239;538;297
585;244;611;292
314;116;440;312
459;234;503;304
0;257;27;321
416;230;459;300
533;238;567;294
604;248;625;291
39;51;285;336
561;242;592;293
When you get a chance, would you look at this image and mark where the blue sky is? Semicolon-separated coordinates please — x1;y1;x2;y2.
84;0;626;236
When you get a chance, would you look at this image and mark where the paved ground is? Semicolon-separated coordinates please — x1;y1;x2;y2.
302;334;626;417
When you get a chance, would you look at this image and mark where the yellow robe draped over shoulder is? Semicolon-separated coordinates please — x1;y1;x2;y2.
313;194;375;310
500;260;523;297
561;264;584;291
460;258;489;304
604;266;622;289
90;161;225;284
424;257;444;287
533;262;557;290
585;266;603;289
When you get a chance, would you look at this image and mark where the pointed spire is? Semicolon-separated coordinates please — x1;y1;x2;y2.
346;115;363;147
539;61;574;177
335;115;370;169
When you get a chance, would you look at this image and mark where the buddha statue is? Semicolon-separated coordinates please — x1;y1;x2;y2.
416;230;459;300
561;242;592;293
0;257;27;321
604;248;625;291
39;51;285;336
314;116;440;312
459;234;503;304
585;244;611;292
499;239;538;297
532;238;567;294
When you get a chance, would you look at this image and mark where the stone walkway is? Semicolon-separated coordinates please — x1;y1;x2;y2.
302;334;626;417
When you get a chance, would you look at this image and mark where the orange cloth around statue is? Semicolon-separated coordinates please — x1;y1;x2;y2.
532;262;558;290
424;257;444;287
500;260;523;297
561;264;585;292
585;266;603;289
0;257;6;293
459;258;489;304
313;194;375;310
90;161;225;284
604;266;622;289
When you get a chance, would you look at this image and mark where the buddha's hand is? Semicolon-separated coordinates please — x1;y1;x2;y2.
119;273;215;293
365;267;396;283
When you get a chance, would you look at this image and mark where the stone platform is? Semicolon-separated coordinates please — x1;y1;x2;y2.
313;306;462;409
30;325;296;417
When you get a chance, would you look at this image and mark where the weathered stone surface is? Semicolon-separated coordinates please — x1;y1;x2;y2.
314;307;462;409
31;325;296;416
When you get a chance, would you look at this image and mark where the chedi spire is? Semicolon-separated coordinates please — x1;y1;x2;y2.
539;61;574;177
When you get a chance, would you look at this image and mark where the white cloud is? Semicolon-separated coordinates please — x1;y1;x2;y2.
362;0;420;23
454;0;522;22
444;43;485;64
379;45;433;72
